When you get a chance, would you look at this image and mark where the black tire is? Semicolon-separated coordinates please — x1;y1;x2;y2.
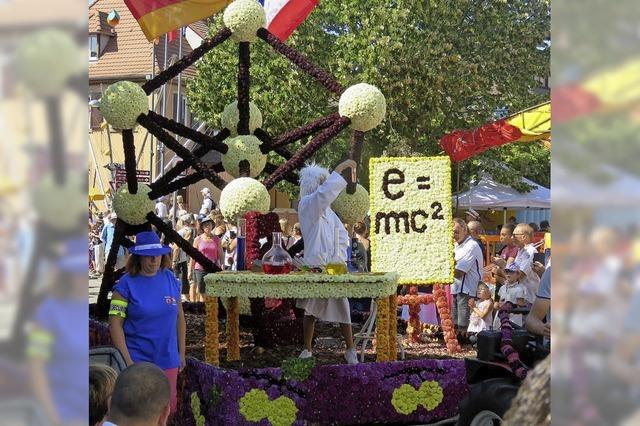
457;378;519;426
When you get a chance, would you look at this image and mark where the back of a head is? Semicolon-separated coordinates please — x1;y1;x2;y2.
90;364;118;426
353;221;367;236
108;362;170;424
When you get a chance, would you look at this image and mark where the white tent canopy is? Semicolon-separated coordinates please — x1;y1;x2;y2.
454;175;550;210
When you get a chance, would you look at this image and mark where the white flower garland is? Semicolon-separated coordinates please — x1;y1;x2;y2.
222;135;267;178
99;81;149;130
112;184;155;225
338;83;386;132
205;271;399;298
332;184;369;224
222;0;266;43
221;101;263;136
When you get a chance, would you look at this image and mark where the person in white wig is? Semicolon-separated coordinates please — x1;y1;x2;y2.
296;159;359;364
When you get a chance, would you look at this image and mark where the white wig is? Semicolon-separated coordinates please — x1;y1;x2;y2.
299;162;330;197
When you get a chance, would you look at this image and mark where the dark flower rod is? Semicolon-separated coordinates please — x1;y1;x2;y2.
122;129;138;194
147;212;221;273
97;220;130;316
347;130;365;194
263;116;351;189
150;130;229;192
264;163;299;185
238;160;250;177
497;302;528;379
45;97;65;184
146;111;229;153
237;42;251;135
257;28;345;96
253;128;292;159
148;171;204;200
138;114;227;191
258;112;342;153
142;27;232;95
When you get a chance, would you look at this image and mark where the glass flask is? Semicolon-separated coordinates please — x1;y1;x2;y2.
326;227;347;275
261;232;293;274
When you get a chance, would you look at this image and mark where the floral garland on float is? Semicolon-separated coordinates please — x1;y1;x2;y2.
497;302;528;379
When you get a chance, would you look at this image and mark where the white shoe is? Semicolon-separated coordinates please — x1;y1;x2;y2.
299;349;313;359
345;348;359;365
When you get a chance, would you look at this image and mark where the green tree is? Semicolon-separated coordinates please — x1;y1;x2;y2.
188;0;550;196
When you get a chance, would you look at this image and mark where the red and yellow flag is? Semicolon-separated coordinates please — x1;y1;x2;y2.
125;0;231;42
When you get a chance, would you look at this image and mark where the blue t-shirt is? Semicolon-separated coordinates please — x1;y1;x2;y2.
113;269;181;369
34;297;88;422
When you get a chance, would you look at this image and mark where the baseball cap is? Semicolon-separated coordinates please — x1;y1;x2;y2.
466;208;480;220
505;262;520;272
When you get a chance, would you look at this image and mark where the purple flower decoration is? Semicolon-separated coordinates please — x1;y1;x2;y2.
497;302;528;380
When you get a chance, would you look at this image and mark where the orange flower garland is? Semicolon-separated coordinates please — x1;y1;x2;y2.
433;285;461;353
397;286;435;343
376;296;390;361
205;296;220;366
226;296;240;361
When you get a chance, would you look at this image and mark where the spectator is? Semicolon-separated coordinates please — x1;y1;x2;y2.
493;262;528;326
92;216;105;274
101;213;126;269
465;208;481;223
452;217;484;337
526;266;551;339
529;222;540;232
189;215;224;302
539;220;550;232
287;222;303;251
508;216;517;225
495;223;540;304
279;218;292;248
199;187;215;215
467;282;493;334
467;220;487;260
172;215;193;301
108;232;186;415
155;197;168;220
89;363;117;426
352;221;370;272
103;362;171;426
168;195;188;221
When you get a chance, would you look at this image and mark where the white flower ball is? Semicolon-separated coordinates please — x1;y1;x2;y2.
338;83;386;132
15;29;82;97
223;0;266;42
222;135;267;178
219;177;270;221
332;184;370;224
221;101;263;135
100;81;149;130
33;173;84;232
113;184;155;225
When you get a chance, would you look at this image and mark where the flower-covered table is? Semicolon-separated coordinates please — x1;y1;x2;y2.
205;271;399;365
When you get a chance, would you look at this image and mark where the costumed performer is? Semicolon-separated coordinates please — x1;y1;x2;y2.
108;231;186;415
296;159;359;364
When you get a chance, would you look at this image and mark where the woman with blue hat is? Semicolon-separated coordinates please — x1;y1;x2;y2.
108;231;185;415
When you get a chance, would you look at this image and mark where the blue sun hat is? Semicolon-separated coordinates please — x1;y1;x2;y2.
129;231;171;256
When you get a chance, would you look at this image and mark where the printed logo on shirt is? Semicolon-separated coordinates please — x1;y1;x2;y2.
164;296;177;306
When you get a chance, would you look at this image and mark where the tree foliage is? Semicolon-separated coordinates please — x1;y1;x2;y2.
187;0;550;197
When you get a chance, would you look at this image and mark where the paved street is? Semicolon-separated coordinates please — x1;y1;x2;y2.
89;277;101;304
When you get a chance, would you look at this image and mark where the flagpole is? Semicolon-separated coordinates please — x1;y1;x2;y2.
159;33;168;179
149;41;156;181
172;27;184;227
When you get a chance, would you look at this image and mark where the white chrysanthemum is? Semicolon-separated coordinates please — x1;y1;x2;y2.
338;83;386;132
223;0;266;42
99;81;149;130
221;101;263;136
113;184;154;225
332;184;370;224
222;135;267;178
219;177;270;221
15;29;82;97
32;173;84;232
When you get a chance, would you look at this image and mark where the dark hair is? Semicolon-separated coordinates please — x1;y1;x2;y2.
529;222;539;232
89;364;118;426
540;220;550;230
125;254;172;276
353;221;367;236
501;223;516;234
108;362;170;423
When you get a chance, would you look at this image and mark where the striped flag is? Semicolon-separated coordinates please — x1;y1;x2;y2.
258;0;318;41
125;0;231;42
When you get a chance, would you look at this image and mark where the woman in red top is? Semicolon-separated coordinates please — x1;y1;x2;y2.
188;214;224;302
492;223;519;287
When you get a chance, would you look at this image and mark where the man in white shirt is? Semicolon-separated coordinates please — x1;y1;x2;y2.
511;223;540;303
452;218;484;334
199;187;214;215
155;197;168;219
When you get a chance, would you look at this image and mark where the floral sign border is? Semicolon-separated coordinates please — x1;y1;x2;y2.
369;156;454;285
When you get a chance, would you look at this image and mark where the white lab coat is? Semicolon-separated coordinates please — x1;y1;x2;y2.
296;172;351;323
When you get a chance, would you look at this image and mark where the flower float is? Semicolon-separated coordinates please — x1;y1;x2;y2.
391;381;444;415
338;83;386;131
204;296;219;366
219;177;270;222
332;183;369;224
221;135;267;178
99;81;148;130
369;157;454;285
222;0;266;43
221;100;263;136
238;389;298;426
497;302;528;379
112;184;154;225
433;284;461;353
397;286;435;343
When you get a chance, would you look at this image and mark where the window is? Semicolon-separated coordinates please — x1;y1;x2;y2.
89;35;98;60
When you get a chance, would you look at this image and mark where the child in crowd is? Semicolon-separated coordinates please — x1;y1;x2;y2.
494;262;528;326
467;282;494;334
89;363;117;426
